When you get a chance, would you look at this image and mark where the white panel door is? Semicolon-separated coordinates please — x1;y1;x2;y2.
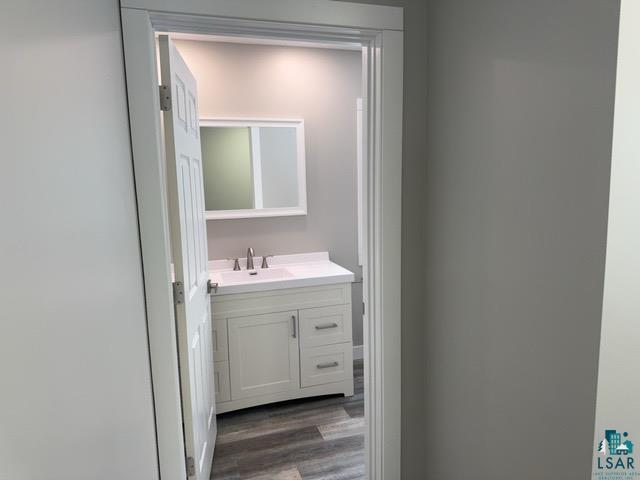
228;311;300;400
159;35;216;480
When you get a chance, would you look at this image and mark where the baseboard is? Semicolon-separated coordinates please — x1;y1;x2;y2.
353;344;363;360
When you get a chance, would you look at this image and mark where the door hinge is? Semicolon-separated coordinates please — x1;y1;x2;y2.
159;84;171;111
186;456;196;477
172;281;184;305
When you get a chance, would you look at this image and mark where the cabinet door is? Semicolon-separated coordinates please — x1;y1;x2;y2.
228;311;300;400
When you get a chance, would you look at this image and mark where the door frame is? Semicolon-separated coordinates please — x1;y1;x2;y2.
120;1;403;479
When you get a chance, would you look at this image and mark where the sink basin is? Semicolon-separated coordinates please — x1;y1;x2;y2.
209;252;355;295
220;268;294;284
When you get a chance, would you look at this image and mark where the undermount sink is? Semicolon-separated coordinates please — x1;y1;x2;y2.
208;252;355;295
220;267;294;284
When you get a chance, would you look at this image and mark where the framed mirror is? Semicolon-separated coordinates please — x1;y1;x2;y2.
200;118;307;220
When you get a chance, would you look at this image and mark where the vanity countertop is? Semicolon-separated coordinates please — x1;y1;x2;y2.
208;252;355;296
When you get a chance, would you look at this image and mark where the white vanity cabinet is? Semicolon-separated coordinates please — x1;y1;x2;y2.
211;282;354;413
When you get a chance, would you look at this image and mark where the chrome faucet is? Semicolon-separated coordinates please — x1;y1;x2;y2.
246;247;255;270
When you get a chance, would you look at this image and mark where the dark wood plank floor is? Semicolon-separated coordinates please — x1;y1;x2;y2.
211;359;364;480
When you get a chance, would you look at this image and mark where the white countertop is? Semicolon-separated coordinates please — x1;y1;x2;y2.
208;252;355;295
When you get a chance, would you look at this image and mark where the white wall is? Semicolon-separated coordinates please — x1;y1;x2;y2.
0;1;158;479
174;40;365;345
592;0;640;476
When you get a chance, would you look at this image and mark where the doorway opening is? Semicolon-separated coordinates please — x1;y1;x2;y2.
121;3;402;479
163;32;365;478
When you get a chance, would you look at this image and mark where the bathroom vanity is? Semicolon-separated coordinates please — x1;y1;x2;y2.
209;252;355;413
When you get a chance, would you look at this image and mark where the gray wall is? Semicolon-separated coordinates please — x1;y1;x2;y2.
174;40;365;345
592;1;639;476
0;1;158;479
424;1;619;479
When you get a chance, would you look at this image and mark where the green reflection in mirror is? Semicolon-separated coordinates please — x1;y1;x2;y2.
200;126;254;211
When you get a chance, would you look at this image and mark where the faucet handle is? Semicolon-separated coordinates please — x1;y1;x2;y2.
227;257;241;271
261;255;274;269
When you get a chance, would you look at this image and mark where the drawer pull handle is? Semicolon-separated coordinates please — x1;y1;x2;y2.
315;323;339;330
317;361;339;369
292;315;297;338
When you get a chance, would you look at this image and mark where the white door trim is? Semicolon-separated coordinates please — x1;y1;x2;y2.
121;0;402;31
120;2;403;479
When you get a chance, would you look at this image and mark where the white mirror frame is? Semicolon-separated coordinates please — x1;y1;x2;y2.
200;117;307;220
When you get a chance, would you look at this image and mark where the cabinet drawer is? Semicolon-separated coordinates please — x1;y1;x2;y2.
212;319;228;363
299;305;352;348
214;360;231;403
301;343;353;388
